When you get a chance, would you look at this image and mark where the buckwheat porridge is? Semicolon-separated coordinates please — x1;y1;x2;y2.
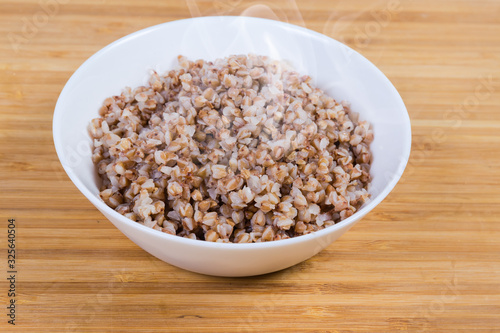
89;54;373;243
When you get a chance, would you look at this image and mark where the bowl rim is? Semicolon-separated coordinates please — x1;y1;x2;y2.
53;15;412;250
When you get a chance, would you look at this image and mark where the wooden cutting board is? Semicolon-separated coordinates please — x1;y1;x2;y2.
1;0;499;331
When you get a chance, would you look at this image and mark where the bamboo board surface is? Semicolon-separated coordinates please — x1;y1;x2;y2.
1;0;500;332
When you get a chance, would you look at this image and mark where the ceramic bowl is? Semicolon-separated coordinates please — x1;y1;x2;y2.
53;16;411;277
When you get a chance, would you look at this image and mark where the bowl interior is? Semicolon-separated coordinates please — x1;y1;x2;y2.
53;16;411;237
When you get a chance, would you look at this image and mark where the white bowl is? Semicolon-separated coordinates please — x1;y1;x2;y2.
53;16;411;277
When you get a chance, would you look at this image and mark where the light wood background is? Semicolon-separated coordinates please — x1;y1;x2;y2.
1;0;500;332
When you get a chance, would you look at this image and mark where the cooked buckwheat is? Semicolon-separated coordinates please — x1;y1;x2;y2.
90;54;373;243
